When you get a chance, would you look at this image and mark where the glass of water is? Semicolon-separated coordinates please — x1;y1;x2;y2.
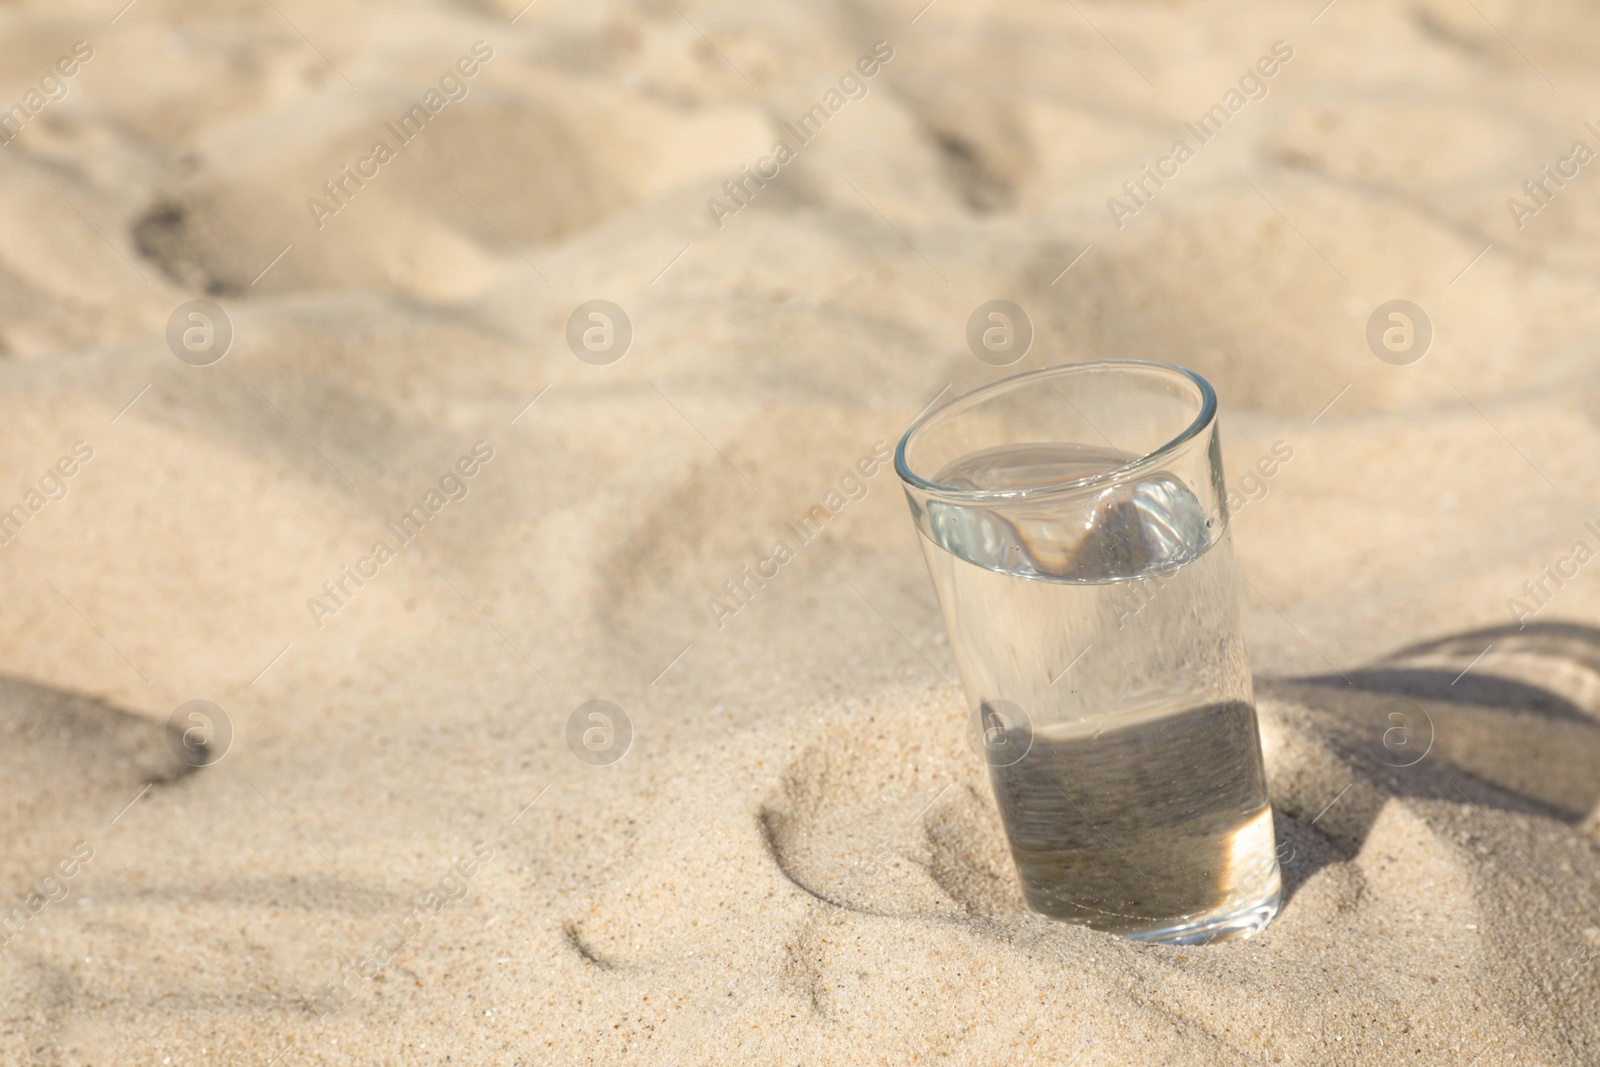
895;361;1279;944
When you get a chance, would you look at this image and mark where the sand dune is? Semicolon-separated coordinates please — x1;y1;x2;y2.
1;0;1598;1063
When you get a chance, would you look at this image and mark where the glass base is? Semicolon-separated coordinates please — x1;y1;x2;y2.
1113;885;1282;946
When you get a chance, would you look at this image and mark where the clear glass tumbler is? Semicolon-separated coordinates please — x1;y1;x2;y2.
895;361;1279;944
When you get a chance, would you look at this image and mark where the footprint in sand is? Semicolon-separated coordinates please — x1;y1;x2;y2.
0;676;196;889
761;622;1600;922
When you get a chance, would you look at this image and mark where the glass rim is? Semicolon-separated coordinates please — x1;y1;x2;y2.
894;360;1217;502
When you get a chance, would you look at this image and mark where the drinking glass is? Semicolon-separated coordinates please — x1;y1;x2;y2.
895;361;1279;944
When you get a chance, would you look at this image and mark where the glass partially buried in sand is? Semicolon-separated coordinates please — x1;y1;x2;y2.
896;362;1280;944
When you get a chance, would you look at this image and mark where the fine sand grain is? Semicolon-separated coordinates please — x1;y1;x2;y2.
1;0;1598;1063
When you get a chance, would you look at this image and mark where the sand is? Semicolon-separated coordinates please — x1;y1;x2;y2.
1;0;1598;1063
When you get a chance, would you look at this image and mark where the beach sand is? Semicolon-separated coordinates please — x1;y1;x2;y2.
1;0;1598;1062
